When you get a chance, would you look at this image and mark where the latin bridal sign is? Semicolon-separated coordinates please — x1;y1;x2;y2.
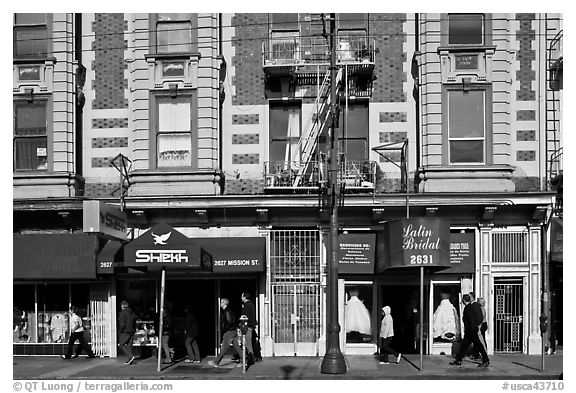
383;218;451;269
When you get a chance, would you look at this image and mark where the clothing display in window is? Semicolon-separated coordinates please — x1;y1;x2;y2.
48;312;69;343
433;295;460;342
345;292;371;335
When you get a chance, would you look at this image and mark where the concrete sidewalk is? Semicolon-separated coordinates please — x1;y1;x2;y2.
13;352;563;380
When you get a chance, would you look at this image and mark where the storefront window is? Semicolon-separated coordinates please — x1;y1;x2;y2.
37;284;70;344
14;285;35;343
117;280;158;346
431;283;461;344
344;284;373;343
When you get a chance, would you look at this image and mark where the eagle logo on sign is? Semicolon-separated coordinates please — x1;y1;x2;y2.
151;232;171;245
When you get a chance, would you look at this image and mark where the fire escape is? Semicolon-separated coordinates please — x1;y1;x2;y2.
547;29;562;216
262;19;377;193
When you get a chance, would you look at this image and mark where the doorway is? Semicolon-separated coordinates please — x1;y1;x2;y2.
380;284;425;354
165;280;216;359
493;277;524;353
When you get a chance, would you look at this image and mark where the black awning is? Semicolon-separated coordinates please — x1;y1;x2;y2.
195;237;265;273
14;234;98;279
97;240;124;274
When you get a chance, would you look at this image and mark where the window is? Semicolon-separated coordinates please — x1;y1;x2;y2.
447;90;486;164
269;14;300;64
338;103;369;161
13;100;48;171
269;104;301;163
155;13;195;54
337;14;368;62
155;96;194;168
448;14;484;45
345;283;374;344
14;13;48;58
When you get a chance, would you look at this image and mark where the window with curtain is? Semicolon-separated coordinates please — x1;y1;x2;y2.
14;13;48;57
156;13;193;54
448;90;486;164
448;14;484;45
156;97;192;168
13;100;48;171
269;105;301;164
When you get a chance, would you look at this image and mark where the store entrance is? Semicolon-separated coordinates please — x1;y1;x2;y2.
165;280;216;359
380;284;425;354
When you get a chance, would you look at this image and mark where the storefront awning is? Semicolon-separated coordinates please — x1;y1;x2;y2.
195;237;266;273
124;223;212;270
550;217;563;263
97;240;124;274
13;234;98;279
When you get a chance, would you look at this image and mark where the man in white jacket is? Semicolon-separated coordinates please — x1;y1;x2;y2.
379;306;401;365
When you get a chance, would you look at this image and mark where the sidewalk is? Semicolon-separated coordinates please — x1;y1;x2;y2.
13;351;562;380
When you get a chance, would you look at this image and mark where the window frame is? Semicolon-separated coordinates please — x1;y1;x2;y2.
149;13;198;56
441;13;492;47
269;102;302;163
338;102;369;161
13;13;53;59
13;96;53;173
150;92;198;170
442;85;493;166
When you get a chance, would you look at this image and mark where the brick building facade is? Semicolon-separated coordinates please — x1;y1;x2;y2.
13;13;562;359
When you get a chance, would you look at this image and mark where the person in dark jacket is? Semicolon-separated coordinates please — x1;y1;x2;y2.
208;298;242;367
450;294;490;367
183;305;201;363
240;291;257;365
160;301;174;364
117;300;136;365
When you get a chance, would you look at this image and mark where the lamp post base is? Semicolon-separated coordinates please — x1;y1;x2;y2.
320;351;347;374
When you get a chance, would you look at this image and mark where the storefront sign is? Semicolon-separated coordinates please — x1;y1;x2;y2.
377;218;451;272
124;223;211;269
83;201;127;240
14;234;98;279
96;240;124;274
445;232;476;273
195;237;266;273
550;217;563;262
338;234;375;274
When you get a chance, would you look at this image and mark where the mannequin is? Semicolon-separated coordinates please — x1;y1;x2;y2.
345;289;371;335
433;293;460;342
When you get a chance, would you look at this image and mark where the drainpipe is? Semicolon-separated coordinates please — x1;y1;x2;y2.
413;13;421;191
74;13;83;177
218;14;223;171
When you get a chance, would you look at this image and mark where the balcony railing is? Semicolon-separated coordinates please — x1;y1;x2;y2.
264;159;377;192
262;35;376;67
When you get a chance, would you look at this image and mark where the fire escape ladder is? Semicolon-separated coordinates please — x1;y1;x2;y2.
292;67;343;187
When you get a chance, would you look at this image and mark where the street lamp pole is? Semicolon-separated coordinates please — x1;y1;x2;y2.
321;12;346;375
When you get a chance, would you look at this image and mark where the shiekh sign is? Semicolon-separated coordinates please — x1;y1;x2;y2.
379;218;451;270
124;223;212;269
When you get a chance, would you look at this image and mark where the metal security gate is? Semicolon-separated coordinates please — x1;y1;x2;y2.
494;279;524;353
270;230;321;356
272;284;320;355
90;285;111;357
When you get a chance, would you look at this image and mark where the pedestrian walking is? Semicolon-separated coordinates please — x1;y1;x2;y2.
240;291;257;366
379;306;401;365
183;305;201;363
62;306;95;360
471;297;488;360
117;300;136;365
450;294;490;367
161;301;175;364
208;298;242;368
